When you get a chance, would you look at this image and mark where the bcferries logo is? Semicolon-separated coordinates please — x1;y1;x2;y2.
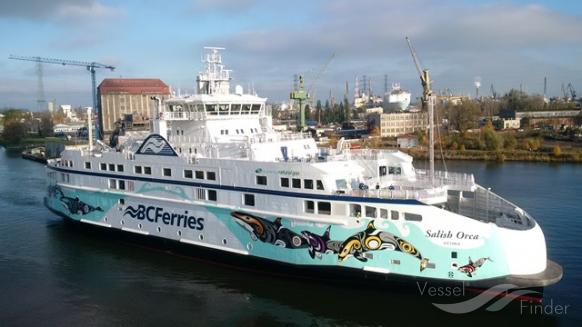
124;205;204;230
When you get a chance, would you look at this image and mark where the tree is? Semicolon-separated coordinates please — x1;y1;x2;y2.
502;134;517;150
343;97;351;123
2;120;27;145
553;145;562;157
316;100;322;124
446;101;480;134
481;122;502;151
39;112;54;137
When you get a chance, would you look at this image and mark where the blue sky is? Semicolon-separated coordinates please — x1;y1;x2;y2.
1;0;582;109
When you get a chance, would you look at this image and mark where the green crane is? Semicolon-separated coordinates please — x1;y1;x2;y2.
290;75;310;131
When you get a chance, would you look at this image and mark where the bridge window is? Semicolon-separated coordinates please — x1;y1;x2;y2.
163;168;172;177
219;104;229;115
305;200;315;214
318;202;331;215
117;164;124;172
404;212;422;221
184;170;193;179
379;166;387;176
205;104;217;115
85;162;91;169
241;104;251;115
109;164;115;171
251;104;261;114
256;175;267;185
134;166;142;174
243;194;255;206
232;104;241;114
280;177;289;187
316;180;324;190
195;170;204;179
144;166;152;175
100;163;107;171
389;166;402;175
292;178;301;188
304;179;314;189
206;171;216;181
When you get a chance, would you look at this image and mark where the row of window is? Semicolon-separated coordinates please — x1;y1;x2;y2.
196;188;217;202
379;165;402;176
305;200;331;215
220;128;260;136
349;203;422;221
184;169;216;180
99;163;124;172
62;160;74;168
280;177;324;190
134;165;152;175
108;179;134;191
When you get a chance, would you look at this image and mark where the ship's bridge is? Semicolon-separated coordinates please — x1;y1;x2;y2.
163;93;268;121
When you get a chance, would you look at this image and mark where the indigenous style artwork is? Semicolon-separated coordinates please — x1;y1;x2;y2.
232;211;430;271
48;185;103;215
453;257;492;277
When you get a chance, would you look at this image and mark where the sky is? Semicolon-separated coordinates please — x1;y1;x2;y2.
1;0;582;110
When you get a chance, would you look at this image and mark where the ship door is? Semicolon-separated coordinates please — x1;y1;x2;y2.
280;146;289;161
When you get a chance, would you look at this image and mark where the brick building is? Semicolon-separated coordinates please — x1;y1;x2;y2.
98;79;170;133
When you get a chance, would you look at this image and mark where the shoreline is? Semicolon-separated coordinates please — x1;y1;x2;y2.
402;148;582;163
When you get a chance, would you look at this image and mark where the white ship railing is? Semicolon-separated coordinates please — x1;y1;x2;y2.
448;185;534;229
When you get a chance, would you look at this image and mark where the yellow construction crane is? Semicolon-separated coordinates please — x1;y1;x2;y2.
405;36;432;109
405;36;435;184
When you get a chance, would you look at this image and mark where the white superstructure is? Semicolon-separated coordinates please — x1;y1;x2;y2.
383;83;411;112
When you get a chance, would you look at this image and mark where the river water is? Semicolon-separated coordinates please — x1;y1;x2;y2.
0;148;580;326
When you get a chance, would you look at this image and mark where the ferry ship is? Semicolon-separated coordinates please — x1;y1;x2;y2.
45;47;561;293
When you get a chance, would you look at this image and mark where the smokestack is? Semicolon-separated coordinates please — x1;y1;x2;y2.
474;76;481;99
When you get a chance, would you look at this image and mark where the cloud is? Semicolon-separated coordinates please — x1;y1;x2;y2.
55;1;123;21
0;0;123;21
202;0;582;100
190;0;265;13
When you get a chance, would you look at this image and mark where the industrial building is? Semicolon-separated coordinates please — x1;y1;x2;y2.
98;79;170;133
368;110;428;137
515;110;581;130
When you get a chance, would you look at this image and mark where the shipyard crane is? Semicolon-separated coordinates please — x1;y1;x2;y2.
8;55;115;140
490;84;498;99
567;83;577;100
307;53;335;109
405;36;432;109
405;36;434;184
290;75;310;131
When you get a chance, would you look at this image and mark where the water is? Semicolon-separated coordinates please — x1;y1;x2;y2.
0;147;580;326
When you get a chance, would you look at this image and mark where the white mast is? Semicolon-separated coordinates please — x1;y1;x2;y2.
196;47;232;95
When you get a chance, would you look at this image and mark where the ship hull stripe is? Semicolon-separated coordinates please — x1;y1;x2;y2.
48;165;423;205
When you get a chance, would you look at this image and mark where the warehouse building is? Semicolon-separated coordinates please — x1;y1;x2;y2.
98;78;170;133
368;110;428;137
